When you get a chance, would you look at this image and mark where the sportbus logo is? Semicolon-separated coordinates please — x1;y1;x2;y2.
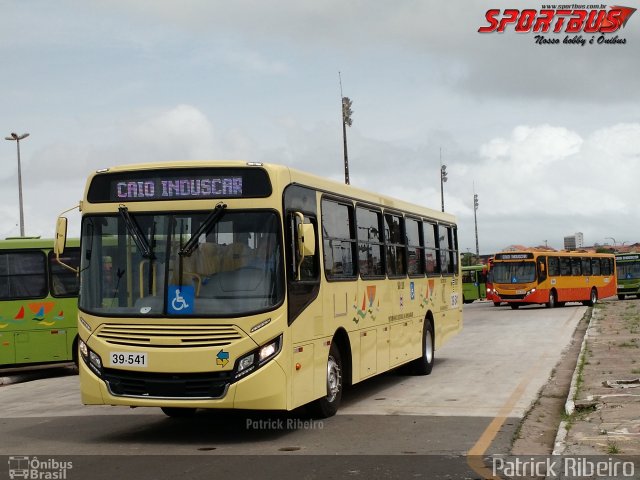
478;4;636;45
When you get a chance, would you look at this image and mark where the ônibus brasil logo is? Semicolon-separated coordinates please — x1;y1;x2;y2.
478;4;636;45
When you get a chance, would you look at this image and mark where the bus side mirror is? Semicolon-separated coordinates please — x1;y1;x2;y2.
54;216;78;274
54;217;68;256
295;212;316;280
297;223;316;257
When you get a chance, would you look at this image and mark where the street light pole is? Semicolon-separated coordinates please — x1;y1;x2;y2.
4;132;29;237
339;72;353;185
473;189;479;260
440;148;447;212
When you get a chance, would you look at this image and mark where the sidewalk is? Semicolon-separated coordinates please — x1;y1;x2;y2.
556;299;640;456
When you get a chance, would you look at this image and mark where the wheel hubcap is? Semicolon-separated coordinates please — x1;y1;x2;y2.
326;355;341;402
425;330;433;364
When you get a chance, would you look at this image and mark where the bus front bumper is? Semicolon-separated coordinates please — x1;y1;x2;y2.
78;355;288;411
493;287;545;305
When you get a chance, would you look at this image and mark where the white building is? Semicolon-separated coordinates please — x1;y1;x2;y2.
563;232;584;251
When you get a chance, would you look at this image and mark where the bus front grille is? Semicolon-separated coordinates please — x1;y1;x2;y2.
96;324;243;348
103;368;232;399
498;294;526;300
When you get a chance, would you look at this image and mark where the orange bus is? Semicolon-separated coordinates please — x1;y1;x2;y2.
484;257;502;306
490;251;616;309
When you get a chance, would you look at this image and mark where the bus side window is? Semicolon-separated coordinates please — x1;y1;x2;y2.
548;256;560;276
537;256;547;283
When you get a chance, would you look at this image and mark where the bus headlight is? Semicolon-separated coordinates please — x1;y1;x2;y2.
89;351;103;370
234;334;282;381
79;339;88;358
79;339;103;377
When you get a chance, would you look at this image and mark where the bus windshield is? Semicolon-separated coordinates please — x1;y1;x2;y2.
79;210;284;317
492;261;536;284
617;261;640;280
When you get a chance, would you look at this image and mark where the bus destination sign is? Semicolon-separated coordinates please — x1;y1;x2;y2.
115;176;243;200
495;253;534;260
618;254;640;261
87;168;272;203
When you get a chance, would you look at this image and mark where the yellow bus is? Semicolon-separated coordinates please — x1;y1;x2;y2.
55;161;463;417
490;250;616;309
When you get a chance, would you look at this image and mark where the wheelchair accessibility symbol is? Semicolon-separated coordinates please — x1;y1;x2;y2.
168;285;195;314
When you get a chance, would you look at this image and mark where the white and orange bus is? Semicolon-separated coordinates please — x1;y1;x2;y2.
490;251;616;309
55;161;462;417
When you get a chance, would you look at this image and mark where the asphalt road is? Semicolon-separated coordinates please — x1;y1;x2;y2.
0;301;586;479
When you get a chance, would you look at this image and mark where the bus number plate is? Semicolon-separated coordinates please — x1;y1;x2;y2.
110;352;148;367
516;290;525;295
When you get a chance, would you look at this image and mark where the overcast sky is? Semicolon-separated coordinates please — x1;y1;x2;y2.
2;1;639;254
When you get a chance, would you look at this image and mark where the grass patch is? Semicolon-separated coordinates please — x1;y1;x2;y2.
607;441;620;454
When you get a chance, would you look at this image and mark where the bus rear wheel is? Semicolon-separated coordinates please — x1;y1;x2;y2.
583;288;598;307
547;290;557;309
309;343;343;418
411;320;435;375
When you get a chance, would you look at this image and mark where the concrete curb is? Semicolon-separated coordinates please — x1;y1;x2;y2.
0;376;19;386
551;306;596;456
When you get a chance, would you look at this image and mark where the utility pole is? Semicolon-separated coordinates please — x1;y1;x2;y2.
339;72;353;185
473;184;479;260
440;148;447;212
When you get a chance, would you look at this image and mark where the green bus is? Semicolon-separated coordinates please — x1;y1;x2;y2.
615;253;640;300
462;264;487;304
0;237;80;372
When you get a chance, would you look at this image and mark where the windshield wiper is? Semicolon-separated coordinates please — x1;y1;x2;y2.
179;202;227;257
118;206;154;259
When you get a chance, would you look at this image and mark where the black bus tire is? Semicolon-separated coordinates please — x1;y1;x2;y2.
309;343;343;418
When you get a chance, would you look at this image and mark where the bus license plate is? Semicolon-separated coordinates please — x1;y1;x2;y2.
516;290;525;295
110;352;148;367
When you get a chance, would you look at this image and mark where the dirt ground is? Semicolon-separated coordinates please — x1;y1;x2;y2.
511;298;640;456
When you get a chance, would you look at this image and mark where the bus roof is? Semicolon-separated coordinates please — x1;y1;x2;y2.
0;237;80;250
83;161;457;225
494;250;615;261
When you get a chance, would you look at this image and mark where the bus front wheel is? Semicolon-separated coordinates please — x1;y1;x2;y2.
309;343;343;418
411;320;435;376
